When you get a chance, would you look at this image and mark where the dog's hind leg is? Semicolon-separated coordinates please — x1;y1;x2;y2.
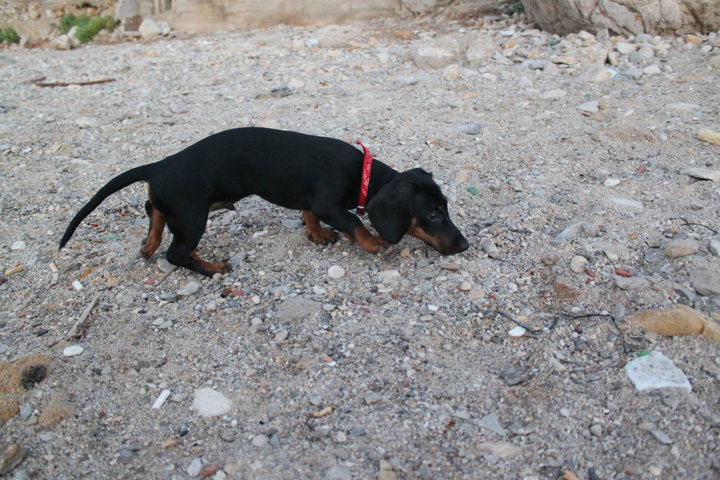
164;207;231;277
140;200;166;260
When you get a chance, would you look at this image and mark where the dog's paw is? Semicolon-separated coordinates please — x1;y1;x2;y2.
358;236;389;254
307;227;339;246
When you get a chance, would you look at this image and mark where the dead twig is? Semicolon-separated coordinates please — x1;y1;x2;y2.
65;294;100;341
33;78;115;88
155;266;177;286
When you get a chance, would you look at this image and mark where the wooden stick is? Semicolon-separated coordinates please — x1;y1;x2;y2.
65;294;100;340
34;78;115;88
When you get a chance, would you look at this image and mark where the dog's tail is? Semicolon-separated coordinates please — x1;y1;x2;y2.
59;164;152;250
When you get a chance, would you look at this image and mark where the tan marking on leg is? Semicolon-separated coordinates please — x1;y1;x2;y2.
353;225;387;253
302;210;338;245
140;207;166;260
190;251;231;274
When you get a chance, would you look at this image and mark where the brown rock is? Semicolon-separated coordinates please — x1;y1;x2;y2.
521;0;720;36
39;395;72;427
553;277;579;302
629;304;720;342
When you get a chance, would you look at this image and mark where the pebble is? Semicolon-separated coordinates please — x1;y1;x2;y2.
569;255;588;273
709;238;720;257
252;434;268;447
62;345;84;357
192;388;232;417
649;429;673;445
690;269;720;296
327;265;345;279
610;197;644;212
680;167;720;182
576;100;599;115
18;404;34;421
615;275;650;291
589;424;602;436
10;241;25;250
478;412;506;436
454;122;484;135
325;465;352;480
501;365;527;386
178;281;202;296
508;326;526;337
663;238;699;258
480;237;501;258
187;458;203;477
603;178;621;187
625;351;691;391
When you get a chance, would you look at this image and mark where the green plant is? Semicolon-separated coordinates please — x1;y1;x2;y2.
0;27;20;44
59;13;116;43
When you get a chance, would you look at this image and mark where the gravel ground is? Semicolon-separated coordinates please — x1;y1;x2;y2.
1;10;720;480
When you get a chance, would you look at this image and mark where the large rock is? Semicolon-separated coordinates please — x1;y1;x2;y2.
521;0;720;36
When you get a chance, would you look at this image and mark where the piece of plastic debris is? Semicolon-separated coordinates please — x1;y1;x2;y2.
625;351;691;392
152;389;171;409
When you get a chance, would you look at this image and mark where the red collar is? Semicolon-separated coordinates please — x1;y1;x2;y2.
356;140;373;215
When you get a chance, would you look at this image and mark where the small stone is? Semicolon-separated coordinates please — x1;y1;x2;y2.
697;129;720;146
569;255;588;273
252;434;268;447
709;238;720;257
680;167;720;182
478;412;506;436
501;365;527;386
625;351;691;391
615;275;650;291
442;64;461;81
187;458;203;477
611;197;644;212
325;464;352;480
327;265;345;279
192;388;232;417
177;280;201;296
649;429;673;445
454;122;484;135
62;345;84;357
616;42;636;54
477;441;522;459
349;426;366;437
691;269;720;296
643;64;662;75
10;241;25;250
508;326;526;338
553;277;579;302
364;392;382;404
75;117;98;129
18;404;34;421
480;237;501;258
663;238;699;258
604;178;621;187
589;424;602;436
685;34;702;45
576;100;599;115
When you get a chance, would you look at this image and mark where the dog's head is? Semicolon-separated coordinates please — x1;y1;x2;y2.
366;168;469;255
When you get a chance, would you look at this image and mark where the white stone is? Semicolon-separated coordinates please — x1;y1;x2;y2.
625;351;691;391
139;18;163;39
604;178;621;187
616;42;636;54
63;345;84;357
508;326;526;337
327;265;345;279
611;197;644;212
177;280;202;296
192;388;232;417
10;240;25;250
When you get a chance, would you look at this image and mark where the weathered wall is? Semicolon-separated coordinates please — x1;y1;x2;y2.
521;0;720;35
156;0;401;31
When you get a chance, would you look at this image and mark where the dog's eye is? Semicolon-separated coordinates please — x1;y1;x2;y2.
428;211;442;222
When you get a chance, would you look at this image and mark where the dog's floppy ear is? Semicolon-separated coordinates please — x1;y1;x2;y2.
366;179;414;244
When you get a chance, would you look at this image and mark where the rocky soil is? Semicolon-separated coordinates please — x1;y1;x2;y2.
1;11;720;480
